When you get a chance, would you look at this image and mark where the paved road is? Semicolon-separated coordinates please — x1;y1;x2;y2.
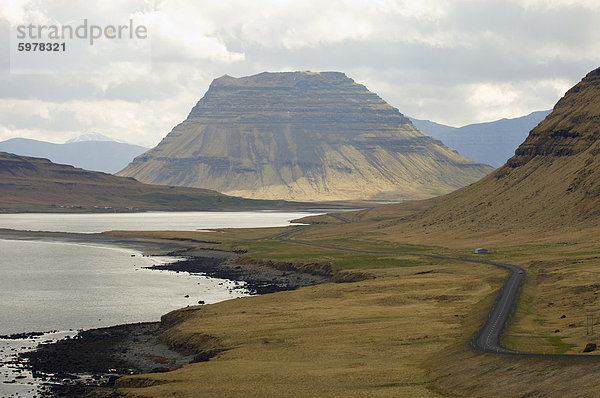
327;214;351;223
268;225;310;240
266;233;527;354
415;254;524;353
267;230;600;357
470;260;524;353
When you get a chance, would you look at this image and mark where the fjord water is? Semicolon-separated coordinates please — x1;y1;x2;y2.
0;211;319;397
0;239;246;335
0;211;319;333
0;210;316;233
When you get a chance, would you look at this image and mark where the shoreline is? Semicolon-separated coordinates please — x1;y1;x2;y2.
0;228;201;256
21;322;193;397
0;229;330;397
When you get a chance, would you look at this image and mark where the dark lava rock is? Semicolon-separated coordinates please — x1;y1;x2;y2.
0;331;47;339
22;325;141;376
583;343;597;352
20;322;188;397
145;255;328;295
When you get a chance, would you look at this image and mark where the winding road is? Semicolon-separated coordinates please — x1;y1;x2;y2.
268;227;527;354
470;259;524;353
415;254;525;353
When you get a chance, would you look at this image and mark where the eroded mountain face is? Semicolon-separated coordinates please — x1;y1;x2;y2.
381;66;600;238
507;68;600;168
119;71;492;201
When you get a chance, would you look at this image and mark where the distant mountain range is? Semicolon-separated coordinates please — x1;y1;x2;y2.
0;135;149;174
118;71;492;201
410;110;551;167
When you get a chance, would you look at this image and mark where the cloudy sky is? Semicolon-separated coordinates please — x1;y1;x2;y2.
1;0;599;147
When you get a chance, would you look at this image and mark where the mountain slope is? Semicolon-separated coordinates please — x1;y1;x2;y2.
338;67;600;244
118;71;492;201
0;152;305;212
410;110;551;167
0;138;149;174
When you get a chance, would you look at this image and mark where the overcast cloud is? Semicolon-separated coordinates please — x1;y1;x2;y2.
1;0;599;146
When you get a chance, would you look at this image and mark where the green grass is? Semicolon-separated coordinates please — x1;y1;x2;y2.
143;192;272;206
216;235;440;271
427;188;453;196
435;242;600;267
143;192;214;203
548;336;578;354
330;255;428;270
518;294;535;316
165;223;497;273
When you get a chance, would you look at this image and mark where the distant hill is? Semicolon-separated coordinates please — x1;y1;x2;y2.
118;71;492;201
0;137;149;174
0;152;313;213
410;110;551;167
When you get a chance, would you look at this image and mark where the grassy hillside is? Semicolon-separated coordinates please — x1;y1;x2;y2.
0;152;321;213
105;224;600;397
114;263;505;397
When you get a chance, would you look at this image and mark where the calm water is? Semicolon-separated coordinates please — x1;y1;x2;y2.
0;239;248;397
0;211;322;333
0;211;322;397
0;239;247;335
0;211;319;233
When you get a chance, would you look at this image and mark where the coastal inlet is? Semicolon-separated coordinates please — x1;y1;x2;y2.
0;239;249;397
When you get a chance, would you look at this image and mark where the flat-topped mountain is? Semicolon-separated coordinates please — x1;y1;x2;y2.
0;152;311;212
118;71;492;201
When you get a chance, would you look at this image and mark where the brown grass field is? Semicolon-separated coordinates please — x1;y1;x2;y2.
105;212;600;397
114;262;506;397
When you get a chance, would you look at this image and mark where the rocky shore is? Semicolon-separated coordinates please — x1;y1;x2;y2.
147;251;330;295
22;323;190;397
4;231;331;397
